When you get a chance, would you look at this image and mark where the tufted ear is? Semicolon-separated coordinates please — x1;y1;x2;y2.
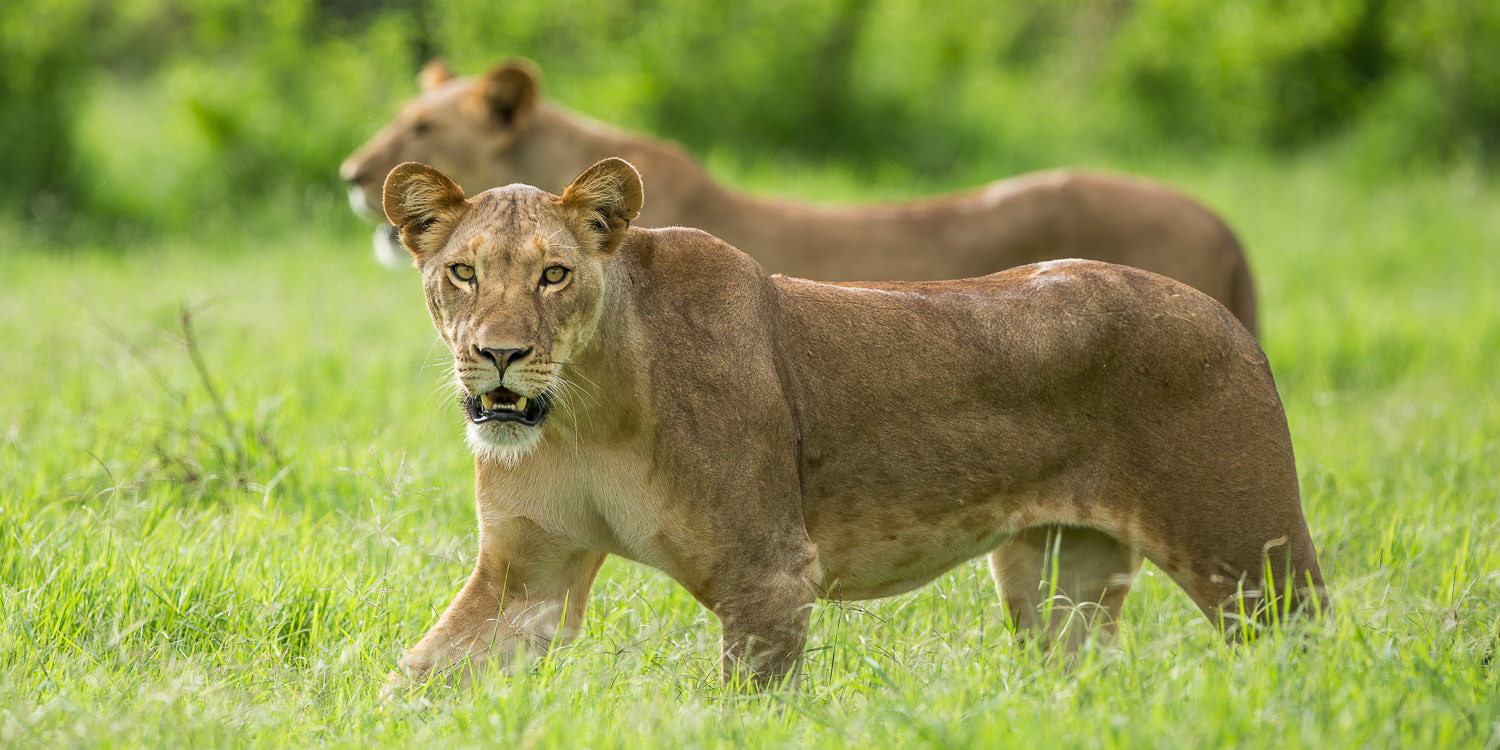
418;57;456;91
559;158;644;254
383;162;468;264
469;59;540;130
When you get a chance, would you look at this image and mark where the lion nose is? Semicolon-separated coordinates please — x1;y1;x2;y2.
339;160;366;186
476;346;532;374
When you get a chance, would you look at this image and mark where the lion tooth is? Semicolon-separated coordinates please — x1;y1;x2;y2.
515;397;528;412
480;393;495;410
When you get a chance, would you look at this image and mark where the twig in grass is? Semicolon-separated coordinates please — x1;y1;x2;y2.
81;448;123;502
81;300;186;407
1483;628;1497;671
175;301;287;481
179;302;239;455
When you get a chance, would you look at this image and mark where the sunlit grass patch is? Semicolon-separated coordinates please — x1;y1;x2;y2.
2;157;1498;747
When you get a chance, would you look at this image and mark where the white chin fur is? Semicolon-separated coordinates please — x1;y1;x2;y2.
466;421;544;467
348;187;382;220
373;224;412;270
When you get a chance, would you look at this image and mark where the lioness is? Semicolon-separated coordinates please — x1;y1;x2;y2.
381;157;1325;690
345;59;1259;335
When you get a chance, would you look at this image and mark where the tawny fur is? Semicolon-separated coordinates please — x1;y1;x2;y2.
380;158;1324;691
344;59;1258;336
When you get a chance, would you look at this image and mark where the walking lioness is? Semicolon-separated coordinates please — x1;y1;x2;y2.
382;157;1324;690
345;59;1258;335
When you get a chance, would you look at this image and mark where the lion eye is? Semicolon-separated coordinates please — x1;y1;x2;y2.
412;120;432;137
541;266;569;285
450;264;475;282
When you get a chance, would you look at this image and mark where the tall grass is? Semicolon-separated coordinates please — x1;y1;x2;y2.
2;154;1497;747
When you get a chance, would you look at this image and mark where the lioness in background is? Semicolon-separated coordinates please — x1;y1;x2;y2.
380;157;1324;690
345;59;1259;335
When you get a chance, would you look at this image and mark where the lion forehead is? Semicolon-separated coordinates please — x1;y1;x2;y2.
468;185;557;226
402;78;473;116
462;233;548;268
449;188;566;262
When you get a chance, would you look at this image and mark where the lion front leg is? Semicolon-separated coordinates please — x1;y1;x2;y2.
391;518;606;693
703;547;821;691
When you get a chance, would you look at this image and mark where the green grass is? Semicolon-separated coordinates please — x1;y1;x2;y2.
2;156;1498;748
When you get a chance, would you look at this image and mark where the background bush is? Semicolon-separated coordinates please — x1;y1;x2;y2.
1;0;1496;233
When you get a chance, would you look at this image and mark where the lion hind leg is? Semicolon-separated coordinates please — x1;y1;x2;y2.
1148;530;1329;644
990;525;1143;654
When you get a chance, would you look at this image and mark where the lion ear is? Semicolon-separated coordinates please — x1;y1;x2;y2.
419;57;456;91
470;59;540;130
383;162;468;264
559;158;643;254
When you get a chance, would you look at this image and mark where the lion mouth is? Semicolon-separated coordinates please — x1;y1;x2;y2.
465;386;551;426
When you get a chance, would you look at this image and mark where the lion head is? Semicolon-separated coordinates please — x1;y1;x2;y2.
382;158;643;463
344;59;543;268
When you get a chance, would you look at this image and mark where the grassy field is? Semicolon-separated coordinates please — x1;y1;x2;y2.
2;155;1498;748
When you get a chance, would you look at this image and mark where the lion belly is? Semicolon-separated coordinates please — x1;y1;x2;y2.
802;480;1091;601
810;524;1016;600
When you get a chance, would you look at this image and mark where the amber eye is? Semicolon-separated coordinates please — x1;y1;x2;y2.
541;266;569;285
450;264;475;282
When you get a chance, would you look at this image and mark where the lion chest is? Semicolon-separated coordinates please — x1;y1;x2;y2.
476;443;680;569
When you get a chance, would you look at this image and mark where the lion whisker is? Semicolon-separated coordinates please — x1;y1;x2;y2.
552;359;603;408
550;372;598;410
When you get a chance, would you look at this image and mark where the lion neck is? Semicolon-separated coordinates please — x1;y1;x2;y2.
536;249;650;449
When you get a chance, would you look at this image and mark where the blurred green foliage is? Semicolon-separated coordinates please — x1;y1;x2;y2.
1;0;1496;232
